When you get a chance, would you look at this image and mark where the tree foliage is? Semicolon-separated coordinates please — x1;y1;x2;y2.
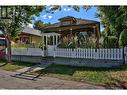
119;29;127;47
0;6;45;39
103;36;118;48
33;20;51;31
33;20;45;31
0;6;45;62
97;6;127;37
96;6;127;47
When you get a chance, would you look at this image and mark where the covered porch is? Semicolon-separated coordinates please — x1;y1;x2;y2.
44;23;100;48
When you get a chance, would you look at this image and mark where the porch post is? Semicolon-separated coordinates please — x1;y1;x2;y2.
46;35;48;47
94;26;99;48
42;35;44;51
53;35;55;58
56;35;58;46
53;35;55;50
93;27;96;34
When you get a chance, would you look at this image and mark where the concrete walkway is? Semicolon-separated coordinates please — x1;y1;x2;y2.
0;70;106;89
17;62;52;73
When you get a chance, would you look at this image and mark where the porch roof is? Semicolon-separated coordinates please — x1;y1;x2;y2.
42;33;60;36
21;26;42;37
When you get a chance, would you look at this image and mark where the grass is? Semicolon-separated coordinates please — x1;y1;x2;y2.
37;64;127;88
0;60;35;71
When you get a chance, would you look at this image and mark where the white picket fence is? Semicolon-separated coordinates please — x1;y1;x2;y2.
11;48;44;56
11;47;127;61
55;48;124;60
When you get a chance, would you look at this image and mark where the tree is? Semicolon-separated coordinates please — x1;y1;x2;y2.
119;29;127;47
33;20;51;31
96;6;127;37
0;6;45;63
33;20;45;31
96;6;127;47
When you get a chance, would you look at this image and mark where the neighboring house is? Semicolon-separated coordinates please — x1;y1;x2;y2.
0;34;6;50
0;34;6;59
43;16;101;47
0;26;42;48
12;26;42;47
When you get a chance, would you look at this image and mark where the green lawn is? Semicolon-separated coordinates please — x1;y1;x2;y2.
38;64;127;88
0;60;35;71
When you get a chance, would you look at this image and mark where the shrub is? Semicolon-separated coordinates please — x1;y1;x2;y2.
119;29;127;47
103;36;118;48
67;42;76;48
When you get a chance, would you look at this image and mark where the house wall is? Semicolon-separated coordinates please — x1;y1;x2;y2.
0;50;5;59
31;35;42;44
11;35;42;47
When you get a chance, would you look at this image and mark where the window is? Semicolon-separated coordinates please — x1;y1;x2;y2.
0;39;6;46
62;21;71;26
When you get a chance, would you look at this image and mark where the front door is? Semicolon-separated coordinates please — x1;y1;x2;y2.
44;36;56;57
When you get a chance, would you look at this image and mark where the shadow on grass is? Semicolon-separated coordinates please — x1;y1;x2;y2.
0;59;8;67
41;64;127;76
0;59;36;68
11;61;36;67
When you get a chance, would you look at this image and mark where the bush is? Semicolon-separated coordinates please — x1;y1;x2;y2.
103;36;118;48
57;43;68;48
119;29;127;47
57;41;77;48
67;42;77;48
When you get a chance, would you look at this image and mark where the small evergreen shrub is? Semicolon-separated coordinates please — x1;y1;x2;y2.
119;29;127;47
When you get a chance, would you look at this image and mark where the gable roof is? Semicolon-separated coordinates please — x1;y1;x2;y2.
21;26;42;36
0;27;42;38
44;16;99;29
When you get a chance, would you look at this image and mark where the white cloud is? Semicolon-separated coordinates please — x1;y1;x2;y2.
48;15;53;19
42;15;53;19
42;15;47;19
63;8;71;11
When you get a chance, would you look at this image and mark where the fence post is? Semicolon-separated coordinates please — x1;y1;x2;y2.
95;49;98;59
125;47;127;64
123;47;125;65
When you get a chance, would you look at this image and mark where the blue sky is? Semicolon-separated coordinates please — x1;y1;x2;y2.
33;6;103;31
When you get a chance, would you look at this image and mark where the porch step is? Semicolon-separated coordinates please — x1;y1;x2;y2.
11;62;52;80
15;73;40;77
11;73;41;81
11;69;42;81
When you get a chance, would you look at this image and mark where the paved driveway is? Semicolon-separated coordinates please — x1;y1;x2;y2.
0;70;105;89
